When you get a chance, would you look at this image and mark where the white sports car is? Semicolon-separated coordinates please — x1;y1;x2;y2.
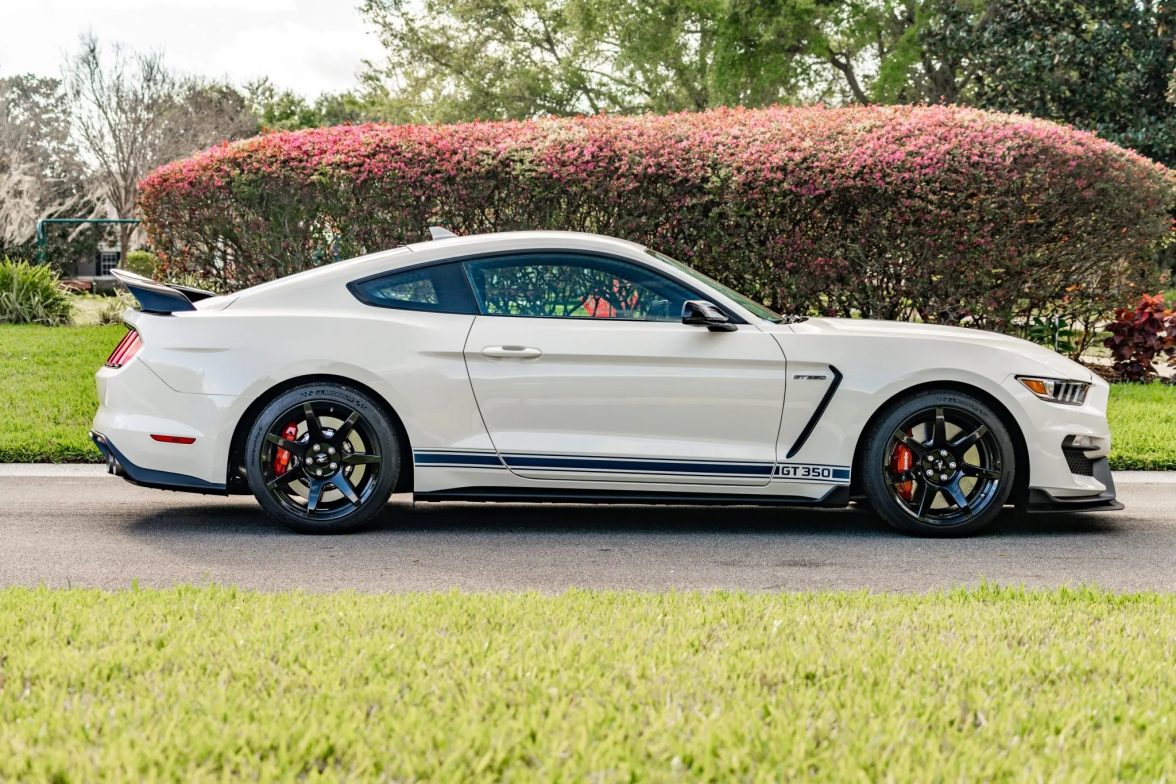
93;230;1121;536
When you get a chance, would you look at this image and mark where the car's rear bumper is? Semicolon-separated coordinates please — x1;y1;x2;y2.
1025;457;1122;513
91;430;227;494
93;357;238;488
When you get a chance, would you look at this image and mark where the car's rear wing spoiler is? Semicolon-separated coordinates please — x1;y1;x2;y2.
111;269;217;314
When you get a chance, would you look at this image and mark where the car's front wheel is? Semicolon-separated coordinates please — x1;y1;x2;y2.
861;390;1015;536
244;383;400;533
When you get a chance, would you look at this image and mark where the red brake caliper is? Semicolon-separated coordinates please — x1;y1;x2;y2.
891;429;915;501
273;422;299;475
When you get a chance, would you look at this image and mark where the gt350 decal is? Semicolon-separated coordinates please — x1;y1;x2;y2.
772;463;851;483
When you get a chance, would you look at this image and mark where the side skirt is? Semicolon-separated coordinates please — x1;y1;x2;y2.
414;485;851;508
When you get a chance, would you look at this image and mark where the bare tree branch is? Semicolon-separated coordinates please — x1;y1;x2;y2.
829;51;871;105
65;34;257;260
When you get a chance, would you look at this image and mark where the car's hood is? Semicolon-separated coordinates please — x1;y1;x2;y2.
776;317;1094;381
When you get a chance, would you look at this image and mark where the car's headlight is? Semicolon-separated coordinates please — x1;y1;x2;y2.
1016;376;1090;405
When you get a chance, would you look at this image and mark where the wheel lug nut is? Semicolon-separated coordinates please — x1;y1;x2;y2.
315;469;323;476
949;462;957;469
329;462;337;470
328;447;336;455
312;444;321;452
939;449;947;456
925;469;934;477
940;473;948;481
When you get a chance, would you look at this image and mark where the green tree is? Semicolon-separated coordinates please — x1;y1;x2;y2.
359;0;997;117
922;0;1176;165
359;0;1176;169
245;78;382;130
359;0;836;120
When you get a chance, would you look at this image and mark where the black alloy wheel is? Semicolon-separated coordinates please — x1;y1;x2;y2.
862;390;1015;536
244;383;400;533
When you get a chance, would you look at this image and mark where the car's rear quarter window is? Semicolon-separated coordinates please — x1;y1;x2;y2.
349;263;477;314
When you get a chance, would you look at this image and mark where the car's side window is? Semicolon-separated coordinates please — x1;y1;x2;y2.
462;253;702;321
349;263;477;314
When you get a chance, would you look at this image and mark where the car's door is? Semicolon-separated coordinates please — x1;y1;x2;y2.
461;251;787;486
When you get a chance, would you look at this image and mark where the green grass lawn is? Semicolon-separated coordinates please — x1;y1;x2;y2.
1;323;1174;468
0;324;124;462
1107;382;1176;470
1;586;1173;782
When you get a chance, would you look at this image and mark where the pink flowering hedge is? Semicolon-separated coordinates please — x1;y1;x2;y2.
140;106;1174;335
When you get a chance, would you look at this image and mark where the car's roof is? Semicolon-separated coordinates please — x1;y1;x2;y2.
221;230;775;323
402;230;650;262
227;231;653;303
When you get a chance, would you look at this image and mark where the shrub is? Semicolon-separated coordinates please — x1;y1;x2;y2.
160;271;232;296
95;293;136;325
0;258;72;326
1104;293;1176;381
139;106;1175;337
121;249;159;278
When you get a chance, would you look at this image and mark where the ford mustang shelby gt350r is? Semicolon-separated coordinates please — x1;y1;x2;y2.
93;230;1121;535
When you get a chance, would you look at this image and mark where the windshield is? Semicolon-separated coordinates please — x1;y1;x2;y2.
645;249;783;323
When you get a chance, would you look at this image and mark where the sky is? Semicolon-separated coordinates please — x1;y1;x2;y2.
0;0;386;97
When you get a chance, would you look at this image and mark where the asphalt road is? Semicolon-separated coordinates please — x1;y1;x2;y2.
1;466;1173;592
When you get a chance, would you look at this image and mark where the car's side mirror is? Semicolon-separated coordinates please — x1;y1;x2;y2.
682;300;737;332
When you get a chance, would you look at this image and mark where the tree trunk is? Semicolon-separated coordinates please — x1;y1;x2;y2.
118;222;133;267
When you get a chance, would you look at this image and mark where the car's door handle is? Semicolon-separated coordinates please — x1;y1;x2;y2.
481;345;543;359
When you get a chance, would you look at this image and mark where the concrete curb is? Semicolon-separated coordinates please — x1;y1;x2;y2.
1108;471;1176;484
0;464;1173;482
0;464;110;477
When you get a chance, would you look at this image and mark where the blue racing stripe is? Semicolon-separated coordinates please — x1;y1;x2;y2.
413;451;504;467
413;450;851;484
503;454;774;476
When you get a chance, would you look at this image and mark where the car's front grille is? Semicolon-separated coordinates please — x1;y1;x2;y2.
1062;447;1095;476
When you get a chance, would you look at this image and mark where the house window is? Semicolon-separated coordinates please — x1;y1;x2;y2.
98;250;120;276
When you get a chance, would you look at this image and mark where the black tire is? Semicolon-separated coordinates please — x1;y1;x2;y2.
861;390;1015;536
244;383;400;534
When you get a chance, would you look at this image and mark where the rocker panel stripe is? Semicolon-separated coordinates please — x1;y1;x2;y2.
413;450;850;484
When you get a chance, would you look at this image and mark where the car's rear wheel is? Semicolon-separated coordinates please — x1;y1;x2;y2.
861;390;1015;536
244;383;400;533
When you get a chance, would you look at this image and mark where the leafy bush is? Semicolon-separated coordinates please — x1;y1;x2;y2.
139;106;1175;335
120;249;159;278
0;258;72;326
95;293;136;325
1104;293;1176;381
160;271;232;296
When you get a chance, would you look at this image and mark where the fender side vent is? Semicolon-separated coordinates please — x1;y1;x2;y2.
786;365;843;459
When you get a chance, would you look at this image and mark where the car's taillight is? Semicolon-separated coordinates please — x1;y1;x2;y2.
104;329;141;368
